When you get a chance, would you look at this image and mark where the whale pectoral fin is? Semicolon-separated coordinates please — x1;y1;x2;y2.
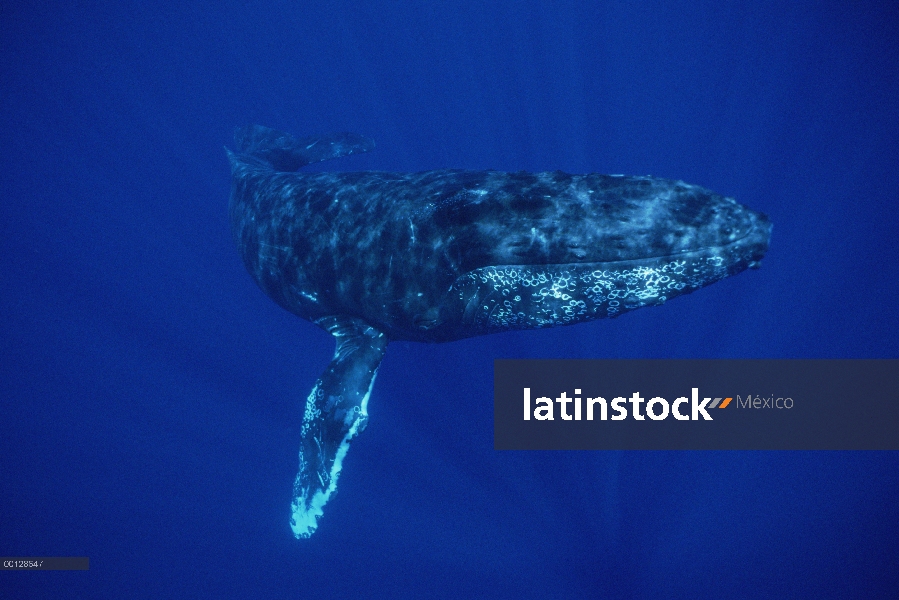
290;316;388;538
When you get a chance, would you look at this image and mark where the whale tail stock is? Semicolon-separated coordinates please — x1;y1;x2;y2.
289;316;388;538
233;124;374;172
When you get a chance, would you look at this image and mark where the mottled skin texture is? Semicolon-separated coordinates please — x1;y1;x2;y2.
230;163;770;341
227;126;771;537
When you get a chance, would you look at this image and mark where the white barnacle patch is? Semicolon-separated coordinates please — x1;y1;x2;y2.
529;227;548;246
454;253;732;331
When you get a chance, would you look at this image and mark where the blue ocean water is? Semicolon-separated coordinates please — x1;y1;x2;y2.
1;0;897;597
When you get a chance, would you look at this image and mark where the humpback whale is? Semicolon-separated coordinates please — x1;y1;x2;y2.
227;125;771;538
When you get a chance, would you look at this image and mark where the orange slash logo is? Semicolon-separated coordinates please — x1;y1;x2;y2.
708;397;733;409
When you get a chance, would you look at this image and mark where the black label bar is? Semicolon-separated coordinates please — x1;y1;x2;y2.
1;557;89;571
494;360;899;450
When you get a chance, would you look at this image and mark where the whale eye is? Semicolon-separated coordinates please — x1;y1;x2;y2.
413;308;442;330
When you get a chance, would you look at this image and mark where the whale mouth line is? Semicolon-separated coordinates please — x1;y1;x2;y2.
641;227;768;263
489;224;770;271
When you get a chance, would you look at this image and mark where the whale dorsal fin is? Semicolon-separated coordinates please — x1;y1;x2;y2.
234;124;375;172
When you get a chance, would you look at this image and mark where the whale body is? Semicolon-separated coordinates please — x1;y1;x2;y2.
227;125;771;537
